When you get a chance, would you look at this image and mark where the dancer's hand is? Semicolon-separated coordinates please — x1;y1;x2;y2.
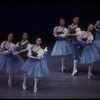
13;52;18;56
55;35;59;38
66;34;70;37
77;38;82;41
53;34;59;38
28;54;41;60
37;56;41;60
33;56;41;60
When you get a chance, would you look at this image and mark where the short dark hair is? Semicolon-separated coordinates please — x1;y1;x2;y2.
8;33;13;37
89;23;93;27
36;36;42;41
74;16;79;19
59;18;65;21
23;32;28;36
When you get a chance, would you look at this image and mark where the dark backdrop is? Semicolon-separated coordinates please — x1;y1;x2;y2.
0;1;100;44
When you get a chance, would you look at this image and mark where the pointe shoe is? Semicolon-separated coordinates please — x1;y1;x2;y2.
22;82;26;90
71;69;77;76
90;73;92;76
8;79;12;87
88;72;91;80
34;85;37;93
61;65;65;72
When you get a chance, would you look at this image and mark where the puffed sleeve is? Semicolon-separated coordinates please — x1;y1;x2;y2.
11;43;15;48
26;44;33;50
53;26;58;35
0;41;6;49
3;43;15;54
64;28;68;34
9;43;15;51
77;31;85;39
27;49;32;56
87;34;94;43
27;44;33;56
3;50;10;54
26;44;30;50
75;27;81;35
68;25;71;29
37;48;44;58
15;42;19;49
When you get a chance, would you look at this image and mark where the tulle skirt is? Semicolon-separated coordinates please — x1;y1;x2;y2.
80;41;100;64
51;38;72;56
0;53;22;73
21;57;49;77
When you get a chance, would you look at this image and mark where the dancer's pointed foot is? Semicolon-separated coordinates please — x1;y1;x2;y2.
88;72;91;80
71;69;77;76
8;79;12;87
22;82;26;90
61;65;66;72
34;84;37;93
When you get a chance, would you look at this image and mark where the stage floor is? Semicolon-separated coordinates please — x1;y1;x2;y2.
0;45;100;99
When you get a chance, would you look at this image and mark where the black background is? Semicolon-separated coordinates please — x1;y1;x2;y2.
0;1;100;44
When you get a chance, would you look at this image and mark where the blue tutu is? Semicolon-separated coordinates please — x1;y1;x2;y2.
91;40;100;57
80;25;100;64
80;43;100;64
51;38;72;56
0;53;22;73
21;57;49;77
95;32;100;41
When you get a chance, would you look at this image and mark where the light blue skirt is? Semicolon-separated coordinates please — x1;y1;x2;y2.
95;32;100;41
80;42;100;64
0;54;22;73
51;38;72;56
21;57;49;77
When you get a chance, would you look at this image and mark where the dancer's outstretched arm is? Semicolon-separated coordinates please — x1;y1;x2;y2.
77;38;90;45
94;25;100;33
27;54;41;60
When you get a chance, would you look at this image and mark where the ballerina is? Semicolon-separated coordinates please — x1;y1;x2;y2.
0;33;21;86
14;37;49;92
51;18;72;72
77;24;96;79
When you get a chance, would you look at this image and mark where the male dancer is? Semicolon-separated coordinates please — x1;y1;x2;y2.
68;16;85;76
